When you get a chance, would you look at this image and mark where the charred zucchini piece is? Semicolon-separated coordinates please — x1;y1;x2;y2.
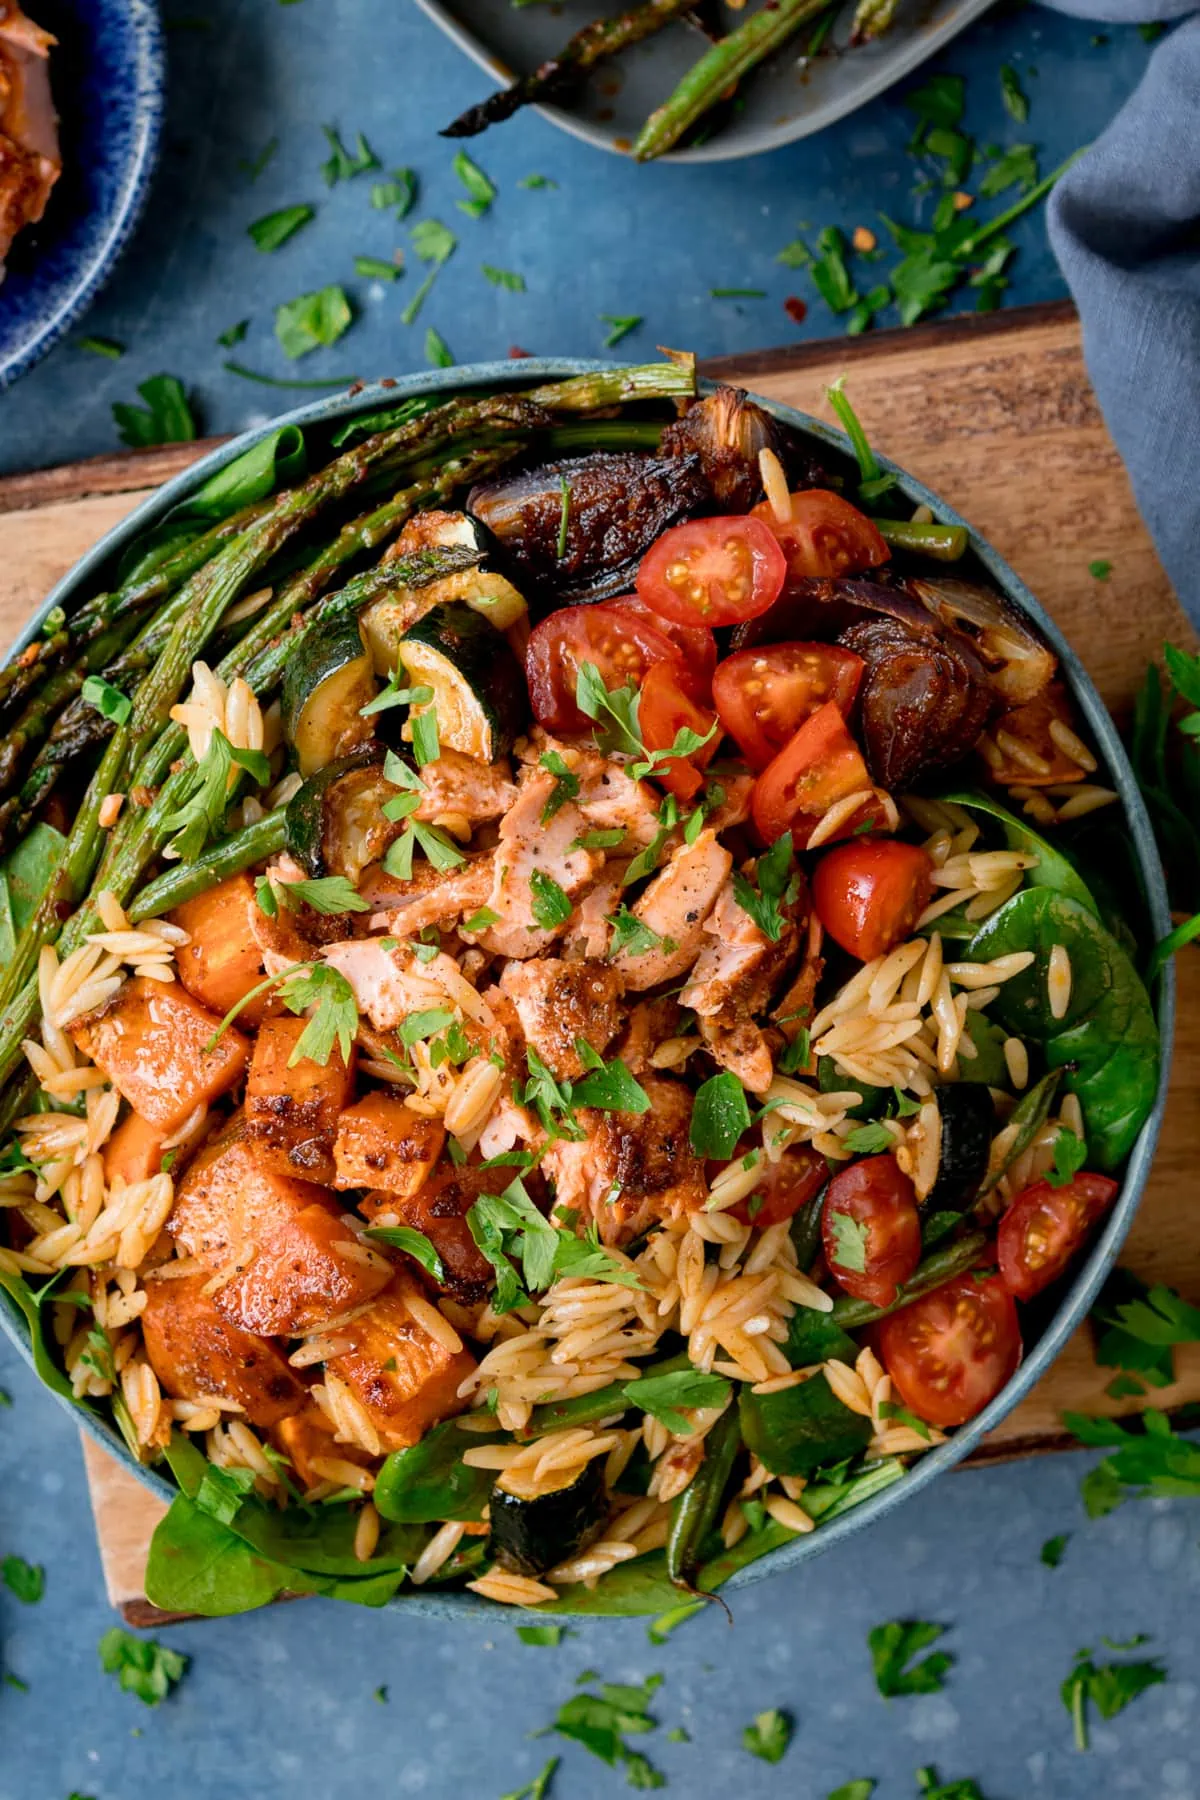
927;1084;994;1211
400;602;526;763
361;511;527;674
284;751;399;880
281;615;378;777
490;1457;606;1577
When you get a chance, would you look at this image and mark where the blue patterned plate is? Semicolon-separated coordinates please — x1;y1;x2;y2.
0;0;163;391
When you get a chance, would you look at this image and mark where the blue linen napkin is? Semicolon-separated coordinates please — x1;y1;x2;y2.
1042;6;1200;625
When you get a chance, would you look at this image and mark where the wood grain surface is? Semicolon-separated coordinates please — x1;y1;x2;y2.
3;301;1196;1619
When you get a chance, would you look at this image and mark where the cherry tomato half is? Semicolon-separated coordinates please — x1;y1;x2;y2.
713;643;866;772
985;681;1087;788
609;594;717;704
811;839;936;963
637;515;787;629
727;1141;828;1230
752;489;890;584
526;603;685;733
822;1155;922;1308
877;1270;1022;1429
997;1172;1119;1301
750;701;889;850
639;661;720;802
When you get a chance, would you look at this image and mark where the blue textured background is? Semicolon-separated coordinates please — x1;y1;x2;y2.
3;4;1196;1797
0;0;1163;472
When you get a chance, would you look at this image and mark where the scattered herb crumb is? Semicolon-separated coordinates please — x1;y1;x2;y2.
868;1620;954;1697
600;314;642;348
425;327;454;369
238;135;278;182
217;320;249;348
742;1708;792;1764
320;124;379;185
916;1768;990;1799
78;335;124;359
1061;1641;1166;1750
112;375;196;448
1;1556;43;1603
483;265;526;292
98;1628;188;1706
3;1671;28;1692
516;1624;564;1647
355;255;400;282
999;63;1029;122
453;149;497;218
500;1756;559;1800
247;203;314;252
519;173;557;189
275;285;353;359
1089;559;1113;581
829;1784;876;1800
1040;1533;1069;1568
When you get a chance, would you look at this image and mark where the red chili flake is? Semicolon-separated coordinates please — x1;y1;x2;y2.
784;295;808;324
508;346;533;360
347;381;365;396
380;377;398;389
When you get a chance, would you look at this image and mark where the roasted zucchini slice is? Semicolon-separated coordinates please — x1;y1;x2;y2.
927;1084;994;1211
400;602;526;763
361;511;528;676
281;615;378;777
284;752;401;881
490;1458;606;1577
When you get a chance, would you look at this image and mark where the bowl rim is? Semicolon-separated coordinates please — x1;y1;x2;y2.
410;0;998;166
0;0;166;392
0;357;1175;1621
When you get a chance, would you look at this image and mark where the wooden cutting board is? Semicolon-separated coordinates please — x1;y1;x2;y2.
3;300;1197;1625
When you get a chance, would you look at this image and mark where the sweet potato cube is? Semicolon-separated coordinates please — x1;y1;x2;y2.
325;1275;475;1451
103;1110;167;1188
170;1125;389;1338
172;872;268;1021
70;976;248;1132
272;1405;369;1491
141;1273;307;1429
333;1093;444;1197
361;1164;496;1304
245;1015;355;1185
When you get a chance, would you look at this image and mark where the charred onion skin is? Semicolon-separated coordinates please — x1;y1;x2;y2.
839;614;994;791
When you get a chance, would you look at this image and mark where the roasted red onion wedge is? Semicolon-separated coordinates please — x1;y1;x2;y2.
909;575;1056;707
839;615;994;790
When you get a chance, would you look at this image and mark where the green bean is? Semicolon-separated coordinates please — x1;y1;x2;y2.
129;809;287;921
633;0;830;162
874;519;969;561
829;1232;990;1330
525;1351;691;1436
665;1403;742;1588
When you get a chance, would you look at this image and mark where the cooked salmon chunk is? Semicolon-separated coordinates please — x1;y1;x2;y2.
323;1275;476;1451
245;1015;355;1185
542;1074;707;1247
476;767;603;960
333;1093;445;1197
413;749;518;826
171;872;268;1022
611;829;732;990
169;1125;390;1338
273;1405;366;1490
681;876;804;1094
499;957;624;1081
140;1273;307;1429
360;1165;498;1304
70;977;248;1132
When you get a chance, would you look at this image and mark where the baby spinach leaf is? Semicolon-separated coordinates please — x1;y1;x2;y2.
967;889;1159;1169
955;1012;1010;1088
145;1498;311;1616
0;821;66;963
784;1308;860;1370
938;789;1099;913
374;1416;502;1522
0;1269;76;1401
739;1372;872;1478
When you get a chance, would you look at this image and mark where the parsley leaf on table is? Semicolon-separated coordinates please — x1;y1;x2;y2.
80;674;132;726
868;1620;954;1697
424;327;454;369
371;168;417;217
600;314;643;348
552;1675;665;1789
1;1556;44;1604
1062;1642;1166;1750
500;1757;559;1800
916;1769;990;1800
112;375;196;448
978;143;1038;198
217;319;249;348
402;218;457;326
320;124;379;185
829;1785;876;1800
999;63;1030;123
248;203;314;252
1040;1533;1070;1568
742;1708;793;1764
1067;1407;1200;1515
516;1625;564;1647
732;833;798;942
98;1628;188;1706
689;1069;752;1160
453;149;496;218
1091;1270;1200;1389
482;265;526;292
78;335;124;358
355;255;400;283
275;285;353;359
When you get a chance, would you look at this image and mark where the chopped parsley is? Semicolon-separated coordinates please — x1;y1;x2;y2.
1089;558;1113;581
688;1069;752;1160
424;327;454;369
843;1121;896;1155
1046;1130;1088;1186
621;1369;731;1436
1070;1406;1200;1516
482;265;526;292
516;1625;564;1647
529;869;573;931
160;729;270;861
453;149;496;218
363;667;434;718
275;285;353;359
1;1556;44;1604
254;874;369;918
575;663;643;759
248;204;314;252
999;63;1029;122
777;1026;812;1075
539;749;580;821
572;1040;651;1114
410;705;440;765
825;375;897;503
742;1708;792;1764
916;1770;990;1800
1091;1270;1200;1389
238;136;278;181
371;168;416;217
362;1225;445;1283
98;1628;188;1706
354;255;400;282
518;173;557;189
112;375;197;449
732;833;799;942
79;335;124;359
712;287;766;299
607;906;672;961
978;143;1038;199
600;314;643;348
217;320;249;347
500;1756;559;1800
867;1620;953;1697
828;1785;876;1800
320;124;379;185
551;1674;665;1790
464;906;500;933
401;219;456;326
1062;1642;1165;1750
80;674;132;726
383;817;465;880
829;1209;870;1273
1040;1533;1069;1568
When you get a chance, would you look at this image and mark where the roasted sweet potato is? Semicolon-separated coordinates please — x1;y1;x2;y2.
171;872;269;1022
324;1275;475;1451
170;1124;390;1337
70;977;248;1132
103;1111;167;1188
360;1165;497;1304
140;1273;307;1428
245;1016;355;1185
272;1405;366;1490
333;1093;444;1198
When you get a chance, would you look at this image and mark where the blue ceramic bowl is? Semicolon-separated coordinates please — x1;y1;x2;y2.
0;360;1175;1618
0;0;163;391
